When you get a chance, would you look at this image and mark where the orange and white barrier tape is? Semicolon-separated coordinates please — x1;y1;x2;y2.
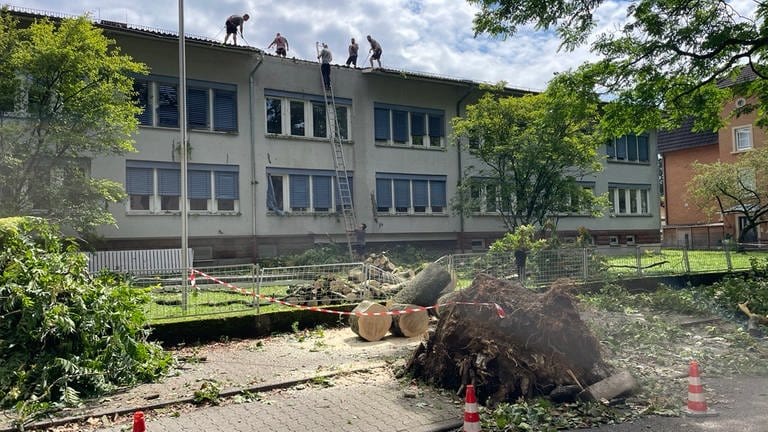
188;268;505;319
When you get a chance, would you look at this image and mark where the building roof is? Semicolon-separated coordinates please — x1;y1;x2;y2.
657;118;718;154
5;5;535;94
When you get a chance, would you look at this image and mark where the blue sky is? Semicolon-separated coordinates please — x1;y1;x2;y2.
9;0;725;92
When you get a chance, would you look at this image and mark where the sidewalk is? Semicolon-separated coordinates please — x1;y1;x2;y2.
0;327;464;432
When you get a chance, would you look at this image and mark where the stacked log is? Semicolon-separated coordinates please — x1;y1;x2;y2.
349;300;392;341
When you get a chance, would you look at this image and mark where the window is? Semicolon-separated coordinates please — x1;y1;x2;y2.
626;235;636;245
125;161;239;213
607;183;651;215
734;125;752;152
609;235;619;246
266;168;353;214
467;179;504;214
373;103;445;148
264;89;351;140
606;134;649;163
375;173;447;215
133;77;238;132
471;239;485;251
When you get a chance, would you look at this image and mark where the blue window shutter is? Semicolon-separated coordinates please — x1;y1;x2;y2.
428;115;444;137
313;176;332;208
638;135;649;162
627;134;638;161
126;167;153;194
215;171;239;199
374;108;390;140
158;169;180;196
214;89;237;132
188;170;211;199
411;112;425;136
430;181;446;206
376;179;391;208
290;175;309;208
412;180;428;207
394;179;410;208
133;80;152;125
616;136;627;159
187;88;209;129
392;110;408;142
157;83;179;127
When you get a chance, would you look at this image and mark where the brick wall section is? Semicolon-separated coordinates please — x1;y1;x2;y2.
663;144;720;225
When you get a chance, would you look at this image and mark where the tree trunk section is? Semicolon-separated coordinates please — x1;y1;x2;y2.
392;263;452;306
349;300;391;342
388;303;429;337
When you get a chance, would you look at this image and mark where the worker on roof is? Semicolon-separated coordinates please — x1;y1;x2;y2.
268;33;290;57
224;13;249;46
367;35;382;69
346;37;359;68
318;43;333;90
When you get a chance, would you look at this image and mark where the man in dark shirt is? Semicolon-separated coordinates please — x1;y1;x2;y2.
346;38;359;67
353;223;367;258
224;14;249;46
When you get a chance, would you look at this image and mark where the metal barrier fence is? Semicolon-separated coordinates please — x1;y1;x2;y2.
114;243;766;321
439;244;765;290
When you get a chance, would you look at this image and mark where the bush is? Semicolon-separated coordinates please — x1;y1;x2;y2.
0;217;172;415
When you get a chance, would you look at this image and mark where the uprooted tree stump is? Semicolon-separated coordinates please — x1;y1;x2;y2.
388;303;430;337
405;274;611;405
349;300;392;341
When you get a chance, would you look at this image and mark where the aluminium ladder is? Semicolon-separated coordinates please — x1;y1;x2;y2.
317;45;358;258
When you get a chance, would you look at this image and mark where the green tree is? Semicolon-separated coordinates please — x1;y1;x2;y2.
467;0;765;133
0;12;146;234
451;74;606;232
688;147;768;243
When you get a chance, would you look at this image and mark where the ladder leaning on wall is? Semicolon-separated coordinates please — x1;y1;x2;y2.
317;43;358;259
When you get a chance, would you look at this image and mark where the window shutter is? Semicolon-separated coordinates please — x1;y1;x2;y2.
428;115;444;137
430;181;446;206
394;179;410;208
214;89;237;132
616;136;627;159
187;88;209;129
313;176;332;208
411;112;425;136
290;175;309;208
157;83;179;127
412;180;428;207
637;135;649;162
627;134;638;161
215;171;239;199
188;170;211;199
376;179;391;208
374;108;390;140
134;80;152;125
126;168;153;194
392;110;408;142
158;169;180;196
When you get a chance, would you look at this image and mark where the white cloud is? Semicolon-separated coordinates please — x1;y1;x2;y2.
15;0;616;90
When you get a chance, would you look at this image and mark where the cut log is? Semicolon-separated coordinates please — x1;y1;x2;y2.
578;370;637;402
392;262;452;306
349;300;392;342
388;303;430;337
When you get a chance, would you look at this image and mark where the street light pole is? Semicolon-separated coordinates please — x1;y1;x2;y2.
178;0;189;312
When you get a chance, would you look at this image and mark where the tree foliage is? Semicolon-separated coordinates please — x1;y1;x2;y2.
451;74;606;232
0;217;171;418
468;0;766;133
0;12;147;233
688;147;768;242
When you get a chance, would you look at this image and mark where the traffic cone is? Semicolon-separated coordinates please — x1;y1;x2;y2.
132;411;146;432
683;360;717;416
463;384;481;432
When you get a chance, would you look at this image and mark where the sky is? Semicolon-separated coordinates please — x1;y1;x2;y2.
8;0;745;92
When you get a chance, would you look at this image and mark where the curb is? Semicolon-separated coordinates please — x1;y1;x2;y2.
1;362;390;432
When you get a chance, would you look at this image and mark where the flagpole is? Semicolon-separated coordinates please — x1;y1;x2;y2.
178;0;189;312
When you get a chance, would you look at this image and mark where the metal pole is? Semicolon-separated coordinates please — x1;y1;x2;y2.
178;0;189;313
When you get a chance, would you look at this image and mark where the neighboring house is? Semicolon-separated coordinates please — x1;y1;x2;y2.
659;69;766;248
10;7;660;264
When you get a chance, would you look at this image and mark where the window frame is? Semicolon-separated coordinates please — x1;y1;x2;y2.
264;89;352;140
266;168;354;215
733;125;753;152
375;173;447;215
606;133;650;163
607;183;651;216
373;103;446;149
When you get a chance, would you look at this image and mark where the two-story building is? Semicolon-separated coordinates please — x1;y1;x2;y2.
11;7;661;264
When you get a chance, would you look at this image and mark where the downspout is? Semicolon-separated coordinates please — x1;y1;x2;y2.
456;84;473;253
249;51;265;239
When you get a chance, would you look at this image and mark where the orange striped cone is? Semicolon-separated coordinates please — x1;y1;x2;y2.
463;384;481;432
683;360;717;416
